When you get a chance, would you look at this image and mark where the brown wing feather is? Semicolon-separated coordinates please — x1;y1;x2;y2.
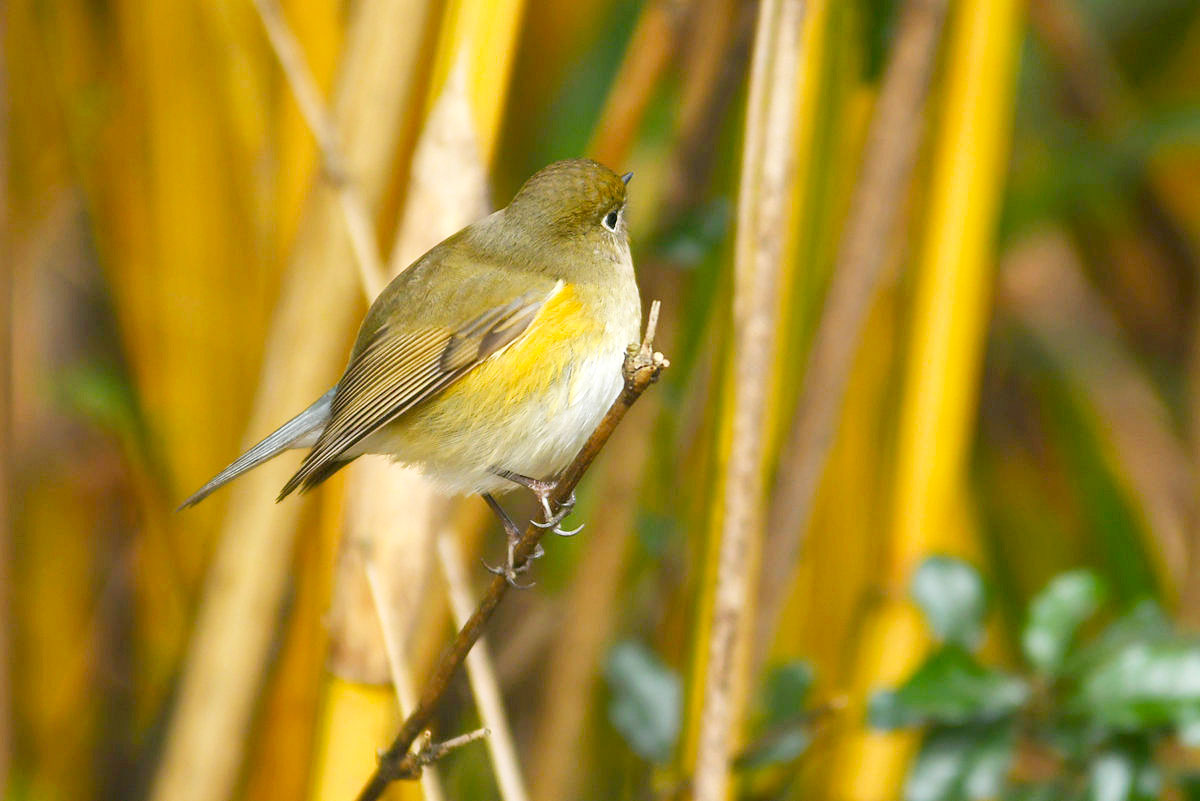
277;291;549;499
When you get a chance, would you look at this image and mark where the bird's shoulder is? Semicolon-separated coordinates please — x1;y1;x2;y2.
350;224;558;360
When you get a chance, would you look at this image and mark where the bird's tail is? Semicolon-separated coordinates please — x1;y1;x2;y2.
177;388;335;510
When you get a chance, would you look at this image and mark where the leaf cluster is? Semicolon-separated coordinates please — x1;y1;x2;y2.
871;557;1200;801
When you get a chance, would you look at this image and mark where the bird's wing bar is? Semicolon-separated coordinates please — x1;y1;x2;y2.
277;290;550;499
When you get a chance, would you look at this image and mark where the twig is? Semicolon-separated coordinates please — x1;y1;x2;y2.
389;727;492;779
754;0;949;672
252;0;386;299
354;301;669;801
691;0;805;795
436;530;530;801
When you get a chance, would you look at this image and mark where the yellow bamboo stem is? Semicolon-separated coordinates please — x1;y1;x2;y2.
310;679;411;801
825;0;1024;796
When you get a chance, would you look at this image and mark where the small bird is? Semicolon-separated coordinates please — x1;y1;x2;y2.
180;159;642;584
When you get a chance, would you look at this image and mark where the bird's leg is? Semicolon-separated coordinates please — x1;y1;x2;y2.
493;470;583;537
480;492;542;588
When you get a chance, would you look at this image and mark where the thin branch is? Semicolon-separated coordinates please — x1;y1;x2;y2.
355;301;669;801
436;531;530;801
252;0;386;299
754;0;949;671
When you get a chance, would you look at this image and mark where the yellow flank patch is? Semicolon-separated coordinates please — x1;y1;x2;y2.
439;282;594;410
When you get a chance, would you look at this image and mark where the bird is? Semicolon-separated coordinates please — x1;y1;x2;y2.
179;158;642;584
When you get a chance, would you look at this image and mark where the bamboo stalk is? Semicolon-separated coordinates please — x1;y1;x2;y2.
149;1;430;798
248;4;444;800
436;532;529;801
690;0;807;797
825;0;1024;795
273;0;343;254
417;0;527;169
227;5;343;799
754;0;950;674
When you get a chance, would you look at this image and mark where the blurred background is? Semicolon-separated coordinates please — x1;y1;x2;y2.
7;0;1200;798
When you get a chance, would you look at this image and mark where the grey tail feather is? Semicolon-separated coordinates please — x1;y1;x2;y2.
176;388;335;510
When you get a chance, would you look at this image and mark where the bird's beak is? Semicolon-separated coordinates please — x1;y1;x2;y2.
621;171;633;185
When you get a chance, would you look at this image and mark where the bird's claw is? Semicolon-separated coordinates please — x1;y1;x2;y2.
555;521;585;537
483;559;535;589
480;541;543;589
532;489;578;535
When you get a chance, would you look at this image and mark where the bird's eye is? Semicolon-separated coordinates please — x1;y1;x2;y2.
603;210;620;232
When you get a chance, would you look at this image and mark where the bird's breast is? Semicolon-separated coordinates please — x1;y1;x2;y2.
366;279;637;493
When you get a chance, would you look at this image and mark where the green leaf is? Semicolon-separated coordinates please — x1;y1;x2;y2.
1068;602;1172;678
870;647;1029;730
1023;570;1107;675
735;727;812;770
903;724;1015;801
1085;748;1160;801
1073;636;1200;735
912;557;988;649
760;661;814;726
735;661;817;769
605;641;682;763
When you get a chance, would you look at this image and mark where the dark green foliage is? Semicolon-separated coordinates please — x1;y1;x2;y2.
869;647;1028;729
1023;569;1107;675
736;661;816;769
874;556;1200;801
903;724;1014;801
605;640;682;763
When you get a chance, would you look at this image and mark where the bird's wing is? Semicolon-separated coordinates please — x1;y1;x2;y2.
277;287;551;499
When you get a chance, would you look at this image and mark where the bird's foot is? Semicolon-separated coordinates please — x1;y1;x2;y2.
496;471;583;537
481;492;542;588
482;540;543;589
